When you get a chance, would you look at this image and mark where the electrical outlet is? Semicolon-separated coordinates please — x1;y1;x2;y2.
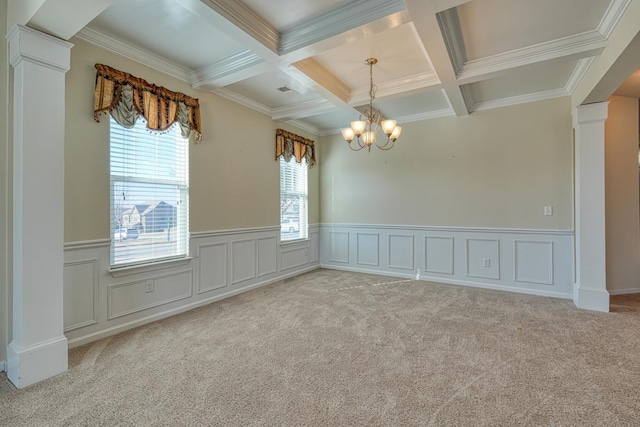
145;280;154;293
544;206;553;216
482;258;490;268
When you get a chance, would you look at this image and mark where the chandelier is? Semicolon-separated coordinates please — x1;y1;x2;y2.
341;58;402;151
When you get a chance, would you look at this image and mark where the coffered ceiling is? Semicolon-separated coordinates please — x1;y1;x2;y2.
76;0;631;135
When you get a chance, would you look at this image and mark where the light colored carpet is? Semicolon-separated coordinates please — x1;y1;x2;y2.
1;269;639;426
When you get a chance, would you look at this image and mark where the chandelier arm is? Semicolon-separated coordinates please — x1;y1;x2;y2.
348;140;366;151
375;137;396;150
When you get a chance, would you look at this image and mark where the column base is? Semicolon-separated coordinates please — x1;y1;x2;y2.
7;336;68;388
573;284;610;312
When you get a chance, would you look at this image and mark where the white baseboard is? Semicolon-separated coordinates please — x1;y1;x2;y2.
573;284;610;312
321;264;572;300
608;288;640;295
68;264;319;349
7;336;68;388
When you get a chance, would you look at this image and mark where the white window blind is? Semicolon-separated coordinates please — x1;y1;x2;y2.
110;117;189;267
280;157;308;241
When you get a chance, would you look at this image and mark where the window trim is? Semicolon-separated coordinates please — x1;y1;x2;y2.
279;157;309;242
109;117;190;268
108;256;194;278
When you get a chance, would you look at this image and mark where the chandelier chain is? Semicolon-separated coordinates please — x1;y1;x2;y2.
369;61;376;117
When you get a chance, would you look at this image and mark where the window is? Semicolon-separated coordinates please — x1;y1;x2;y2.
110;117;189;267
280;157;308;241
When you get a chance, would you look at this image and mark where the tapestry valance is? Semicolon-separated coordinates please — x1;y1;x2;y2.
93;64;202;143
275;129;316;167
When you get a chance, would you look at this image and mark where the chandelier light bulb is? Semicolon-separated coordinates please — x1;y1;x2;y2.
362;131;376;146
390;126;402;141
351;120;366;136
341;128;355;142
381;119;397;136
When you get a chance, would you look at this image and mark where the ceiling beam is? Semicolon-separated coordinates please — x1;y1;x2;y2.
287;58;351;106
404;0;469;116
8;0;115;40
190;50;272;89
457;31;608;85
279;0;406;55
175;0;280;60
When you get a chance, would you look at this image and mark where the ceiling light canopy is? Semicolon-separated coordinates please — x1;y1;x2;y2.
342;58;401;152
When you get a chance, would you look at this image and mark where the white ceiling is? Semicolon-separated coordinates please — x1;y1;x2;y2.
79;0;630;136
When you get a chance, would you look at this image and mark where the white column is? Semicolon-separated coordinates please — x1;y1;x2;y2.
6;25;72;388
573;102;610;312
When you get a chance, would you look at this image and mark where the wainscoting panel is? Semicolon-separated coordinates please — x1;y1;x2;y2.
514;240;553;285
328;231;350;263
357;233;379;266
320;224;574;299
389;235;415;270
257;237;278;277
281;245;309;271
309;231;320;264
424;236;454;275
466;238;500;280
197;242;227;294
63;225;320;348
63;259;98;332
108;270;193;320
231;239;256;285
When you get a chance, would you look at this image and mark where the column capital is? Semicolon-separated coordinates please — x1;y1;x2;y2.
7;24;73;71
574;101;609;125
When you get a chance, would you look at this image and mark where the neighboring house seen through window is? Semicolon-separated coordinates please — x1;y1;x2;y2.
110;117;189;267
280;157;308;241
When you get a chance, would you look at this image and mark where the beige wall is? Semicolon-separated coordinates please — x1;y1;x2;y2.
65;38;319;242
605;95;640;292
1;0;10;363
320;97;573;229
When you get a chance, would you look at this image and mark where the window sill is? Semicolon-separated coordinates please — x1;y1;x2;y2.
280;238;309;247
108;257;194;278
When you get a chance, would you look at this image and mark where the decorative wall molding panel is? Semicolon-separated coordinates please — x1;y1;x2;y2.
320;224;574;299
63;225;320;348
63;259;99;331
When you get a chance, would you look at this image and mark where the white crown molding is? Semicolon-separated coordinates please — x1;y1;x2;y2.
75;27;192;83
396;108;455;124
319;127;344;137
458;30;608;84
272;98;336;121
283;119;322;136
279;0;406;55
598;0;632;38
198;0;279;55
212;88;272;116
437;7;466;76
471;88;569;112
190;50;263;88
565;57;596;94
350;72;441;104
